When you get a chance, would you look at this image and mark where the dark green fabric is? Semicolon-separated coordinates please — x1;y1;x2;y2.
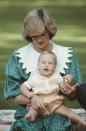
66;52;83;84
4;50;82;131
10;113;73;131
4;52;31;98
11;106;73;131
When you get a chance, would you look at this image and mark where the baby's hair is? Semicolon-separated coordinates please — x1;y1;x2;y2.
38;51;57;65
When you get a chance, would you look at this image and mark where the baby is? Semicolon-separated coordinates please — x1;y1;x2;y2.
21;51;86;126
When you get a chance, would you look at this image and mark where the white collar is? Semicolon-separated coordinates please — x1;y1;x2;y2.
15;42;73;74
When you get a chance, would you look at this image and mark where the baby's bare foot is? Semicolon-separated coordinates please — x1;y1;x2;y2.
79;120;86;127
83;121;86;126
25;107;38;121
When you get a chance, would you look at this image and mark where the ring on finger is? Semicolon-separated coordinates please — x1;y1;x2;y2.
63;88;66;91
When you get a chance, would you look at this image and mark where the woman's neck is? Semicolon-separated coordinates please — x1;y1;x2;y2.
34;42;53;53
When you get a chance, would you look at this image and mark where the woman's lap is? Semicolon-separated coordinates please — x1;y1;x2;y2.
44;114;73;131
10;119;42;131
10;113;74;131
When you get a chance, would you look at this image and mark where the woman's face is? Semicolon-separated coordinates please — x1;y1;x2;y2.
31;29;50;52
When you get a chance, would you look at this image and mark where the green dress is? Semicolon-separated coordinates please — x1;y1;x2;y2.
4;44;82;131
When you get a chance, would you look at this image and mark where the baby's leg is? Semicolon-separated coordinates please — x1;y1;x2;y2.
55;105;86;126
25;107;38;121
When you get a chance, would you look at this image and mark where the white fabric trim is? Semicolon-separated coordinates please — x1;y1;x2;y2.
24;72;63;94
15;42;73;74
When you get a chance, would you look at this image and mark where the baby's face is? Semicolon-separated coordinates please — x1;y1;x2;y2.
38;54;56;76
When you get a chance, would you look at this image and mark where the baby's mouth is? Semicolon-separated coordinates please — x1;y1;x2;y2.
44;68;49;71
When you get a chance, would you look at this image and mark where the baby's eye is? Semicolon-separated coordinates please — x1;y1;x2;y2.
42;62;45;64
49;62;53;64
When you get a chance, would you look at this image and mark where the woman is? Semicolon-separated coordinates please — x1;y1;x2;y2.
4;8;82;131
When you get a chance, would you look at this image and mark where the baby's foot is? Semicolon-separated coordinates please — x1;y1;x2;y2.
25;107;38;121
83;121;86;126
80;120;86;127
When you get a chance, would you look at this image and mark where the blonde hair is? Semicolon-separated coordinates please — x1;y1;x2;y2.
38;51;57;66
22;8;57;42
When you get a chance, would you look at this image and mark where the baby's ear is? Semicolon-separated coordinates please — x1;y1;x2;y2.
38;67;40;71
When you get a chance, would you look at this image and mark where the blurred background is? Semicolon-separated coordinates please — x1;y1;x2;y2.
0;0;86;109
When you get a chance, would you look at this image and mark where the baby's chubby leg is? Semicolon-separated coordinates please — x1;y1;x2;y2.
25;107;38;121
55;105;86;126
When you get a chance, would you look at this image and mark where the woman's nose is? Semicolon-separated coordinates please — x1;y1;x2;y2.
37;37;41;42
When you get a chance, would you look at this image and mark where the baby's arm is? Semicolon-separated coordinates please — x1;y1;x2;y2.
21;83;34;99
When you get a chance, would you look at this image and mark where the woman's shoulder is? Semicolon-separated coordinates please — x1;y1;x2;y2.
9;43;32;58
14;43;32;53
53;42;73;51
52;42;74;74
53;42;74;57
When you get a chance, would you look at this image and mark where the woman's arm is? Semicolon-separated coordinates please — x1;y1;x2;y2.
60;51;83;100
14;84;45;113
67;51;83;85
13;94;30;105
4;52;31;102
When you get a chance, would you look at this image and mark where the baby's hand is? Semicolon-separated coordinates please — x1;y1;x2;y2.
28;92;35;99
35;92;41;95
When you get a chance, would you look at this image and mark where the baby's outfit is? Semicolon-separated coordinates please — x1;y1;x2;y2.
24;71;64;116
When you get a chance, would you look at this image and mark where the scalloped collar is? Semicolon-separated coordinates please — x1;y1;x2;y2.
15;42;73;74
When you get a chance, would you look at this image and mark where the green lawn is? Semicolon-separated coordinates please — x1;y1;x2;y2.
0;0;86;109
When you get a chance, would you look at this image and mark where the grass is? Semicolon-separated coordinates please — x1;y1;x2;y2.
0;0;86;109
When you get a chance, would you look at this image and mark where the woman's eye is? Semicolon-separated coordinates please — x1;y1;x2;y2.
41;33;45;36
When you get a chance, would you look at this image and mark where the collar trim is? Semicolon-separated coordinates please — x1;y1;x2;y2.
15;43;73;74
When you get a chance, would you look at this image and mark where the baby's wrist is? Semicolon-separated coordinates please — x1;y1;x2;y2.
27;92;35;99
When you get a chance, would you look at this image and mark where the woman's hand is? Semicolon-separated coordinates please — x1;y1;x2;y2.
63;80;76;95
60;78;77;99
31;95;45;115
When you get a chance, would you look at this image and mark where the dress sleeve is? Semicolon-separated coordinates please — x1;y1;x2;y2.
66;50;83;85
4;52;29;99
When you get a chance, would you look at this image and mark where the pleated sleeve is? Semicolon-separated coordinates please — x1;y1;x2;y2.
66;51;83;85
4;52;29;99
